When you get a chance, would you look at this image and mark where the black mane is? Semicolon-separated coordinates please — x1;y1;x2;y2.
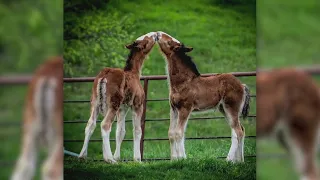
123;48;136;71
175;44;201;76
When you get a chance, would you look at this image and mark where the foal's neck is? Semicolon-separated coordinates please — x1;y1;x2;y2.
124;51;145;76
165;53;199;88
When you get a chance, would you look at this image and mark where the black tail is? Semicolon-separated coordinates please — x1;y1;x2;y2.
241;84;251;119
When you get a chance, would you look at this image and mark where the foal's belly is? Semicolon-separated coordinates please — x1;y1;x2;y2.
193;99;222;112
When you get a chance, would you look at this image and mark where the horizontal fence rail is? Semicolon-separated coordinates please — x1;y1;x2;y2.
63;95;257;103
63;115;257;124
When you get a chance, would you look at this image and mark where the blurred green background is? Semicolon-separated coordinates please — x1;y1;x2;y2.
63;0;256;179
257;0;320;180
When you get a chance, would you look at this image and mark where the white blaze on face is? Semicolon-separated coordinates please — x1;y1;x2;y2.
157;31;180;43
136;32;157;41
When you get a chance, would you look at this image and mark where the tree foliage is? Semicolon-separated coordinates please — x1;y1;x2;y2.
64;5;136;77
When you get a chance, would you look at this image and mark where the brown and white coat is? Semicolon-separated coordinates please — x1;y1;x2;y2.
156;31;251;162
78;32;157;163
11;57;63;180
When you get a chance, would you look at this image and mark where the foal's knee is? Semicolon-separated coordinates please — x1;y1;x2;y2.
101;121;111;136
175;130;183;141
133;126;142;138
168;130;175;141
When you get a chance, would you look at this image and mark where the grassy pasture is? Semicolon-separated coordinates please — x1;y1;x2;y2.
63;0;256;179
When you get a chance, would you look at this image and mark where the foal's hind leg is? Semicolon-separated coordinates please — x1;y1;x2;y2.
41;135;63;180
79;104;98;159
101;108;118;163
222;104;245;162
11;124;39;180
113;105;129;161
285;119;319;180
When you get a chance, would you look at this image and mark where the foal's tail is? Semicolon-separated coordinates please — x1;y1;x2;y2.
241;84;251;119
96;78;107;116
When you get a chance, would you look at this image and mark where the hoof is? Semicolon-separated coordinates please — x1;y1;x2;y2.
78;154;87;159
113;155;120;161
133;158;142;163
226;156;243;163
104;158;117;164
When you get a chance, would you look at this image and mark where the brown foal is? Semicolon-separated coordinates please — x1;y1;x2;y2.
257;68;320;180
156;31;251;162
78;32;157;163
11;57;63;180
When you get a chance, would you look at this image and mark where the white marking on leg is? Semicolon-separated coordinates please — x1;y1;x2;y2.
79;106;98;158
169;108;178;160
237;92;246;162
223;103;243;162
132;107;143;162
175;128;184;159
227;128;239;162
101;110;116;163
42;140;63;180
180;116;189;159
175;111;190;159
114;105;129;161
276;120;308;179
11;130;38;180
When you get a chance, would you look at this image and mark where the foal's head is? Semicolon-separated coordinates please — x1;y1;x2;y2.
156;31;193;56
125;32;157;55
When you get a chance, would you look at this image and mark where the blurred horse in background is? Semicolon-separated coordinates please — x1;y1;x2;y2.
257;68;320;180
11;57;63;180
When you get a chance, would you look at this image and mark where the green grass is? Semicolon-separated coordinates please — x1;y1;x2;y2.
63;0;256;179
64;157;256;180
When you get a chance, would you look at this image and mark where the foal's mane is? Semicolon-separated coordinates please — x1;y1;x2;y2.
175;44;201;76
124;44;137;71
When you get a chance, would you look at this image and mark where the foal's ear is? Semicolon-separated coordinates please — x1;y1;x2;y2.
125;42;135;49
182;46;193;53
172;45;193;53
125;41;145;50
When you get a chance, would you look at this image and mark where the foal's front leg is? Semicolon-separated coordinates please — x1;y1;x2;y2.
101;108;117;163
132;105;143;162
175;107;192;159
168;107;178;160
